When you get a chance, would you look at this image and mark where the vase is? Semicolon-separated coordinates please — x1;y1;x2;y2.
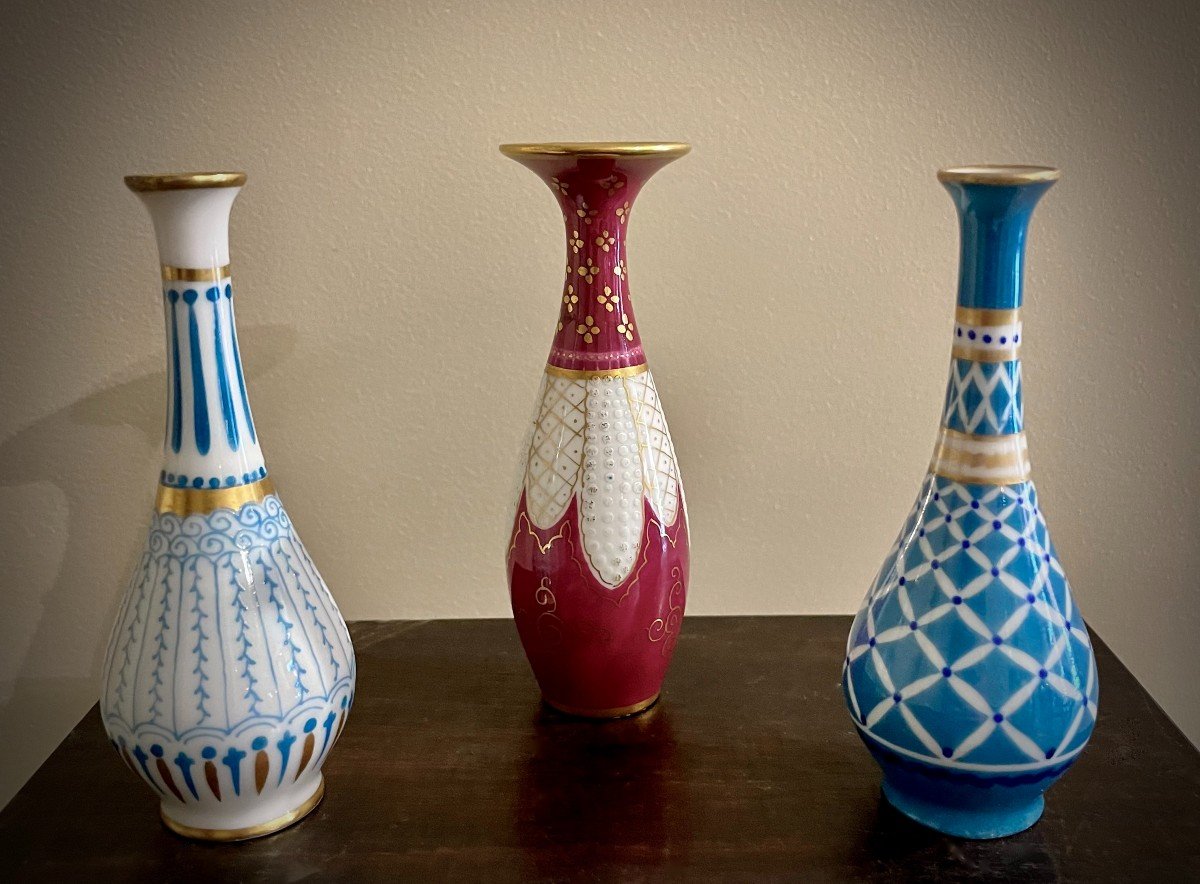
501;143;691;718
842;165;1098;839
100;172;355;841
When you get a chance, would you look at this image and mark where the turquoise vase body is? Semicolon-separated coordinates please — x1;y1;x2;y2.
842;167;1098;839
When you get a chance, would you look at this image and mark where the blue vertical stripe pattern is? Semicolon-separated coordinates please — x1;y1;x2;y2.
226;284;257;444
167;291;184;454
182;290;211;456
207;286;240;452
157;277;265;490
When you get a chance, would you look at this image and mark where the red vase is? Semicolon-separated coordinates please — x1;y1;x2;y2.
501;142;691;718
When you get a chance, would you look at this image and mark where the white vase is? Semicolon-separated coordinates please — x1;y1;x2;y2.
100;172;355;841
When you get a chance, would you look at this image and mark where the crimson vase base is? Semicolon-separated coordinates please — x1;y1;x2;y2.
543;692;661;720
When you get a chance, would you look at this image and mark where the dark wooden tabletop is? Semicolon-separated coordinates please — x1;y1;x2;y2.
1;617;1197;882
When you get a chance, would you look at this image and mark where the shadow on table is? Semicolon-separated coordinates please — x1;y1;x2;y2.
514;700;691;879
850;792;1061;882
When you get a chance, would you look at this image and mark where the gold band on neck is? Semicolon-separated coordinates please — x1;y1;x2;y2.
544;363;649;380
955;307;1020;327
155;477;274;516
161;265;231;282
931;428;1030;486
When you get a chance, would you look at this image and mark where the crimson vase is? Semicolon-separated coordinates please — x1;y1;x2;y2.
501;142;691;718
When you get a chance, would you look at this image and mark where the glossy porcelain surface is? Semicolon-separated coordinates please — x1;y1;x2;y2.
503;143;691;717
842;166;1097;839
100;175;355;840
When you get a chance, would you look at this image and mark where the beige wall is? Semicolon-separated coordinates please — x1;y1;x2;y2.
2;0;1198;807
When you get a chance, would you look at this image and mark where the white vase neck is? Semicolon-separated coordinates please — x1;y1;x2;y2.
129;181;266;490
136;186;240;269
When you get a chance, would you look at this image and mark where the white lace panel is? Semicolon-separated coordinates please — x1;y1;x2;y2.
523;375;586;528
623;369;681;526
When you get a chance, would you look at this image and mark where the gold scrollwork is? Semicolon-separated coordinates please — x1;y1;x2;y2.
534;578;563;646
508;511;572;557
647;567;685;657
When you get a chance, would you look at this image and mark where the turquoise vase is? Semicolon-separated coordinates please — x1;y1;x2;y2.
842;165;1098;839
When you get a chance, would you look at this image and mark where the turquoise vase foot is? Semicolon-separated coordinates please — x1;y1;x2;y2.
881;778;1044;840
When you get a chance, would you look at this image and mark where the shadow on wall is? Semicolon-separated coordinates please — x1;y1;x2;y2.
0;324;296;806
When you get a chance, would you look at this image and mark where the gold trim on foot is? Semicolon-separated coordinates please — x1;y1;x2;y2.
159;777;324;842
544;693;660;720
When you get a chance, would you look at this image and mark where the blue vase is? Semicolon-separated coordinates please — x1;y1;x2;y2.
842;165;1098;839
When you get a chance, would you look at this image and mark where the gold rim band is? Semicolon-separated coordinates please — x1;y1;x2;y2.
156;477;274;516
500;142;690;159
951;345;1021;364
162;264;231;282
125;172;246;192
955;307;1020;326
544;693;660;720
937;165;1059;186
544;363;649;380
160;777;323;842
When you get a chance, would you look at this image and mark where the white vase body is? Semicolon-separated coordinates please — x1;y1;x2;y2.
100;174;355;840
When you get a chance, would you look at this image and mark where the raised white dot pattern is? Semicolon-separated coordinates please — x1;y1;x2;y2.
581;377;644;586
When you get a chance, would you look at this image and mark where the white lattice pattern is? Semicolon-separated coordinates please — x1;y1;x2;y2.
943;360;1024;435
844;476;1097;770
524;376;586;527
623;370;681;526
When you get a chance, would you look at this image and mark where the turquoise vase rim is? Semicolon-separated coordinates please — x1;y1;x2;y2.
938;165;1059;186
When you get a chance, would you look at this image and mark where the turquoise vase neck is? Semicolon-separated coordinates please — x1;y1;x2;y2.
941;167;1057;310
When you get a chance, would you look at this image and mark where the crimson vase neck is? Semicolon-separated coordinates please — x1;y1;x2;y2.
502;145;688;373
